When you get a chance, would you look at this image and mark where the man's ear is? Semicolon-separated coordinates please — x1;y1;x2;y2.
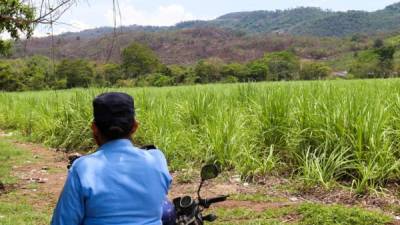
91;122;98;134
92;122;102;146
130;119;139;135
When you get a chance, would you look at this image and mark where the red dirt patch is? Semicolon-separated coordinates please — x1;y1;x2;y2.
10;141;69;210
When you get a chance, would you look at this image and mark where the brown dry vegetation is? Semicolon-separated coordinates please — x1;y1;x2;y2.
13;28;360;65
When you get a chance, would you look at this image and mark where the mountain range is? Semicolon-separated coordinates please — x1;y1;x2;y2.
58;2;400;39
11;2;400;64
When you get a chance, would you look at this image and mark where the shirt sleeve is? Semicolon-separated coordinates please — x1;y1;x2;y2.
150;150;173;190
51;167;85;225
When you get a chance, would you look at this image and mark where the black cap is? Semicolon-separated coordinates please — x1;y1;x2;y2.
93;92;135;135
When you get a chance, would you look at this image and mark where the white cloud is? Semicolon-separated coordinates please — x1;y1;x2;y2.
106;2;195;26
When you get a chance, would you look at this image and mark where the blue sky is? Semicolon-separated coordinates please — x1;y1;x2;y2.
34;0;400;36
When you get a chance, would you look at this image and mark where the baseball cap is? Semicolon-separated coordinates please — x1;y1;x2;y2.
93;92;135;138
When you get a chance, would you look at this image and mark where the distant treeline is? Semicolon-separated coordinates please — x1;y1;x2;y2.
0;40;398;91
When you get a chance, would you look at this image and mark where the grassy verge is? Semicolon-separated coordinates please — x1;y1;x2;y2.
212;203;392;225
0;137;51;225
0;138;29;184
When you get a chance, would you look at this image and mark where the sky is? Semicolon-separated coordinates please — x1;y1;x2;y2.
26;0;400;36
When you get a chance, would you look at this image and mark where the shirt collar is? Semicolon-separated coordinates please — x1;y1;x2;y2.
98;139;135;151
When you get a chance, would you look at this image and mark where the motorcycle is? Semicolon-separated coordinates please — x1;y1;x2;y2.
67;154;228;225
162;164;229;225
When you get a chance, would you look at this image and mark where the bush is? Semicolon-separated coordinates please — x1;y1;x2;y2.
300;62;331;80
0;61;24;91
55;59;94;88
264;51;300;81
135;73;174;87
122;42;162;78
246;60;269;81
99;63;124;85
349;51;379;78
194;58;224;83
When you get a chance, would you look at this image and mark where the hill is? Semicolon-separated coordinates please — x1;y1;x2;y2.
181;3;400;36
21;2;400;42
9;2;400;63
13;28;359;64
58;2;400;38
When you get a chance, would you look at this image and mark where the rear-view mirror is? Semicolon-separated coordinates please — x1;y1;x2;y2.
200;164;220;181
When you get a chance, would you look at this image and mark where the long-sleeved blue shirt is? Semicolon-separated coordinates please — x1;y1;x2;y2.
51;139;172;225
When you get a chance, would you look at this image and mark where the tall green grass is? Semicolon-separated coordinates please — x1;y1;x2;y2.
1;80;400;193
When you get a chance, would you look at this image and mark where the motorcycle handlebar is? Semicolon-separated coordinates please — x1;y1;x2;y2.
199;195;229;208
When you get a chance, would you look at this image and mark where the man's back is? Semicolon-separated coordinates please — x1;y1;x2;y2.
51;139;172;225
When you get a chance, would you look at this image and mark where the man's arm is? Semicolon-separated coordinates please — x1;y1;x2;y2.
51;167;85;225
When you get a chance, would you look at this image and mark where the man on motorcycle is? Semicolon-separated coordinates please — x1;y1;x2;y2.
51;92;172;225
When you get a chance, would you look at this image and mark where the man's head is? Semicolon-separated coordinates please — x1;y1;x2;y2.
92;92;139;145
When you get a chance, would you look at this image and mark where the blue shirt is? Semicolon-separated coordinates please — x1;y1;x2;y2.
51;139;172;225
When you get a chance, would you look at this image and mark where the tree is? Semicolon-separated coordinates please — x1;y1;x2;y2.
373;39;384;49
0;60;24;91
0;0;76;55
55;59;94;88
264;51;300;81
0;0;34;55
168;65;197;84
350;50;381;78
194;58;224;83
221;63;249;82
300;62;331;80
246;60;269;81
99;63;124;85
374;46;396;77
121;42;161;78
22;55;53;90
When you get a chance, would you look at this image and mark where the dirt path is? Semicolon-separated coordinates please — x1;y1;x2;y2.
4;136;400;225
7;138;296;214
10;141;69;210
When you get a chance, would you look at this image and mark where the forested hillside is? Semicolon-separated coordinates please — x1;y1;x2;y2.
28;2;400;40
203;3;400;36
13;28;358;64
7;2;400;63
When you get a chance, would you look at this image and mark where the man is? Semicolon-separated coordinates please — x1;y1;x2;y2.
51;92;172;225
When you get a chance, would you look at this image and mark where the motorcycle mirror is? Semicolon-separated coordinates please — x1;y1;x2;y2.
200;164;220;181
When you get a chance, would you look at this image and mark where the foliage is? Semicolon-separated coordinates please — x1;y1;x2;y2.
0;0;35;55
176;3;400;37
194;58;224;83
0;60;24;91
373;39;384;49
22;55;54;90
221;63;249;82
3;80;400;193
264;51;300;81
55;59;94;88
0;38;398;92
246;60;269;81
350;45;397;78
300;62;331;80
122;42;161;78
135;73;174;87
350;51;381;78
98;63;124;85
